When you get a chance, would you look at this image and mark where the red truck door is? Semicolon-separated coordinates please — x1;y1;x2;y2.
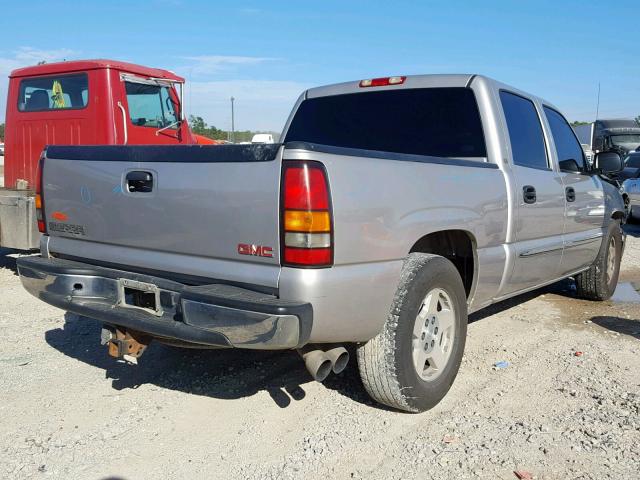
113;72;190;145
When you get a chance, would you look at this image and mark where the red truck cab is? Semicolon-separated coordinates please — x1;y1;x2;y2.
1;59;196;249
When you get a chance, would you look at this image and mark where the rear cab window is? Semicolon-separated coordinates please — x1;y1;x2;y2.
499;91;549;170
284;88;487;159
18;73;88;111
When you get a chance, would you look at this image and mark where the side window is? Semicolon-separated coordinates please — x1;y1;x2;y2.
626;155;640;168
499;91;548;169
18;73;88;112
125;82;178;128
160;87;177;123
543;106;586;172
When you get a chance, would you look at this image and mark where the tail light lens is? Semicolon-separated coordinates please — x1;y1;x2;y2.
281;161;333;267
36;154;46;233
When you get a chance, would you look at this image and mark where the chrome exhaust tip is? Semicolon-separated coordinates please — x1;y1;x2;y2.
298;348;332;382
325;346;349;374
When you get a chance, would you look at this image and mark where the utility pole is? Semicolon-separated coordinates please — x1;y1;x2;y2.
230;96;235;143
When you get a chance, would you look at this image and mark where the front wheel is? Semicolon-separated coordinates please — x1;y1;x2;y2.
357;253;467;413
575;220;623;301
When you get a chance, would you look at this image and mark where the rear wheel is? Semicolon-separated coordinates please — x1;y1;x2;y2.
575;221;623;301
357;253;467;413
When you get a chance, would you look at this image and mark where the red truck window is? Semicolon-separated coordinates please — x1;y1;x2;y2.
18;73;88;112
125;81;178;129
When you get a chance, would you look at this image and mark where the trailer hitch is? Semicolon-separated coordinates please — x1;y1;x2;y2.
102;326;150;362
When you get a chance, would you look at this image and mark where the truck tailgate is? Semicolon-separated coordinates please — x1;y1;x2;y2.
42;145;283;288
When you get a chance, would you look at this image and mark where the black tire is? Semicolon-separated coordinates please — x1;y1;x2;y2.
357;253;467;413
575;220;623;301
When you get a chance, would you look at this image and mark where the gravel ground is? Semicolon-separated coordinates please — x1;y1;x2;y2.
1;227;639;480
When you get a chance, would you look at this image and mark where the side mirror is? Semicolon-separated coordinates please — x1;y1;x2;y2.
559;158;581;172
594;151;623;175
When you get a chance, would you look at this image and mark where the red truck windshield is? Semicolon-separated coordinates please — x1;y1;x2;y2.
284;87;487;158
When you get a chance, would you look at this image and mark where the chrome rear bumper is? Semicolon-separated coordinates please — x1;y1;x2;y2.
17;256;312;349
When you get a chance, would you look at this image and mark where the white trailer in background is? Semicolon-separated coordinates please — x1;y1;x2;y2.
251;133;275;144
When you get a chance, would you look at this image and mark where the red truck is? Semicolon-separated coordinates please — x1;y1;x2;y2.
0;59;197;249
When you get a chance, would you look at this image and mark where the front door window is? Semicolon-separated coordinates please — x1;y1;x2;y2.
125;81;178;129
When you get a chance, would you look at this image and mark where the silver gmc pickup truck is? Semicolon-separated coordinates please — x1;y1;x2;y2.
17;74;626;412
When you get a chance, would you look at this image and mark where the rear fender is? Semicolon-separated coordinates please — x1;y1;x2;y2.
396;208;505;311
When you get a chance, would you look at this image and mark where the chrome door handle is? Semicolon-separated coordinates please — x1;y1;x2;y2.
565;187;576;202
523;185;537;204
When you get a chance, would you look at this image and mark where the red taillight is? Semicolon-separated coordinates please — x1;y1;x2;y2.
36;154;46;233
281;161;333;268
284;247;332;266
359;76;406;88
284;167;329;210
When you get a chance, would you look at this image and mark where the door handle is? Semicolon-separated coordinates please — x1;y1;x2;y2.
117;101;128;145
565;187;576;202
126;171;153;193
522;185;537;204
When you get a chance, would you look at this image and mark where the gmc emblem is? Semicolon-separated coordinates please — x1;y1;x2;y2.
238;243;274;258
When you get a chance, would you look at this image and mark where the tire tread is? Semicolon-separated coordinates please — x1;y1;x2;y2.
575;221;622;301
357;253;465;412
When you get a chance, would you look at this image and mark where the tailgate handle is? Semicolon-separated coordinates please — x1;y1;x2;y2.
126;171;153;193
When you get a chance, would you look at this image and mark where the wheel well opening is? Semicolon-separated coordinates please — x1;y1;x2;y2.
410;230;476;297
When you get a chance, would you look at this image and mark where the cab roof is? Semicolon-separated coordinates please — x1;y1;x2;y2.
9;59;184;82
305;74;476;99
302;73;562;113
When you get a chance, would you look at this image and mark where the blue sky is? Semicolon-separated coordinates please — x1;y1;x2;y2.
0;0;638;131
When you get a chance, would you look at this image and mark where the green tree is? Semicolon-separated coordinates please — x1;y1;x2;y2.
0;123;4;141
188;115;207;134
188;115;227;140
570;121;590;126
635;115;640;127
187;115;280;143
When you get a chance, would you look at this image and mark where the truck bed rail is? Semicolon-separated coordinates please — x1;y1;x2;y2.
45;144;282;163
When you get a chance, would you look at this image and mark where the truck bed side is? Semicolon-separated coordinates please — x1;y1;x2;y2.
278;143;508;342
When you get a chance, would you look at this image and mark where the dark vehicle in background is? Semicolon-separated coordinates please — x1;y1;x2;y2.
574;119;640;158
616;152;640;181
